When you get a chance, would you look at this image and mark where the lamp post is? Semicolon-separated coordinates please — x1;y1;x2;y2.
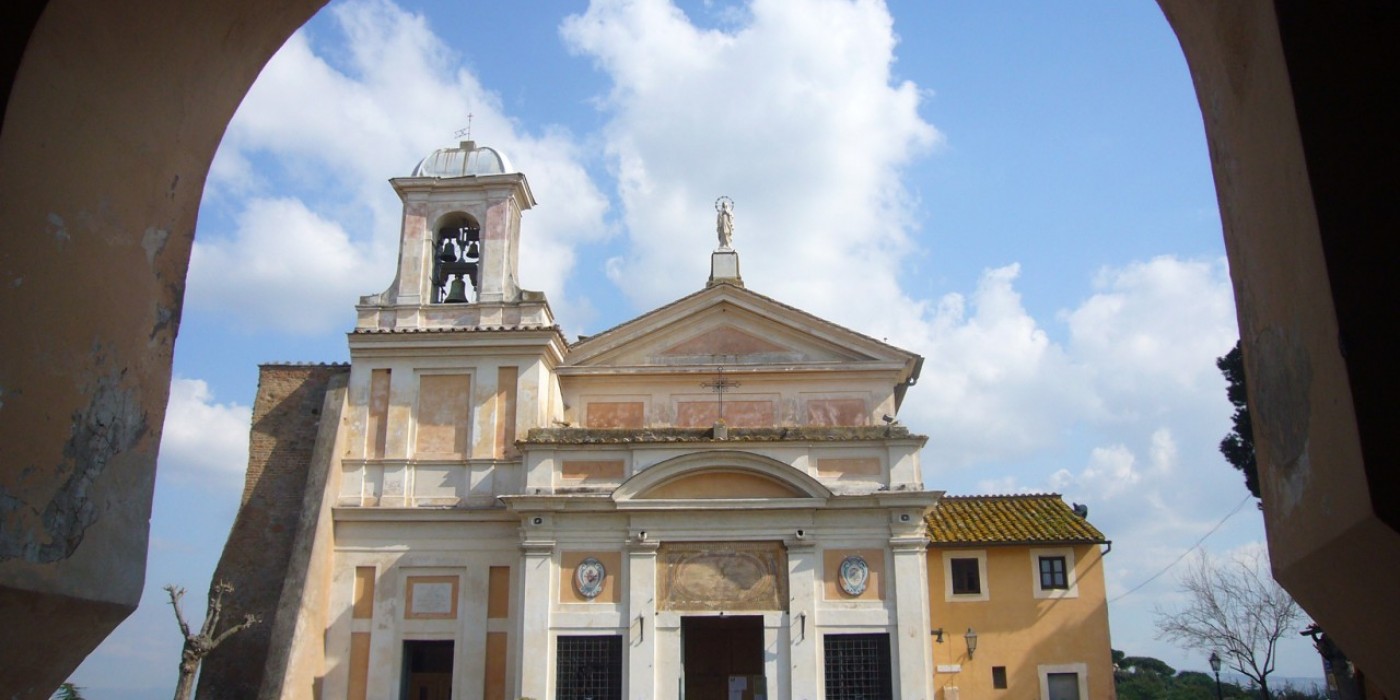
1209;651;1223;700
964;628;978;660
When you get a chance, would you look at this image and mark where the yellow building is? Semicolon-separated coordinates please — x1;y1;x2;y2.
926;495;1113;700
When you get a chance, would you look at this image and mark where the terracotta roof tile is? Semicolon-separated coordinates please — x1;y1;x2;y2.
926;494;1106;545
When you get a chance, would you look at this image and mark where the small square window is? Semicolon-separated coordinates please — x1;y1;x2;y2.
992;666;1008;689
950;557;981;595
1039;556;1068;589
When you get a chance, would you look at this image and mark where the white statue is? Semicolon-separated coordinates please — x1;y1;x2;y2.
715;196;734;249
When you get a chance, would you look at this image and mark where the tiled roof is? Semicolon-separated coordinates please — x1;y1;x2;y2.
351;325;562;334
521;425;926;445
926;494;1106;545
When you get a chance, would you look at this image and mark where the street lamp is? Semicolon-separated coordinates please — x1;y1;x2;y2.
1209;651;1223;700
964;628;978;660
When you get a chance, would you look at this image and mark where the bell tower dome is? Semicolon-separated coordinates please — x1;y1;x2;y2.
356;140;552;331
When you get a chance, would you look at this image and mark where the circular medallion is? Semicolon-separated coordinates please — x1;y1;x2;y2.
838;555;870;596
575;557;606;599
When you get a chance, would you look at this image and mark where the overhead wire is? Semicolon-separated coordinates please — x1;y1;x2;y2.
1108;493;1254;604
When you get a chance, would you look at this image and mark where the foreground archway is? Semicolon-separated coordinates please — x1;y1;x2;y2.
2;1;1397;696
0;0;325;694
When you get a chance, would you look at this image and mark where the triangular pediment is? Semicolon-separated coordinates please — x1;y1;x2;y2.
565;284;918;371
659;326;788;358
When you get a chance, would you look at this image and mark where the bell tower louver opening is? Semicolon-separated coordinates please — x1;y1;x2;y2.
355;140;550;331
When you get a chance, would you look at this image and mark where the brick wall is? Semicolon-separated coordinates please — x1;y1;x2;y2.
197;363;348;699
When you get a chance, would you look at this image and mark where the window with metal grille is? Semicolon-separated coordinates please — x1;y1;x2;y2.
951;557;981;595
1039;556;1068;589
824;633;892;699
556;635;622;700
992;665;1008;689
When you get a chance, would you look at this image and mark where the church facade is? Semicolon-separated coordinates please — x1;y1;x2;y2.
203;141;1112;700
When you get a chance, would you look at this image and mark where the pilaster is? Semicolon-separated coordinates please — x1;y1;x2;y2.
626;539;659;699
891;535;933;700
786;540;821;700
517;538;555;700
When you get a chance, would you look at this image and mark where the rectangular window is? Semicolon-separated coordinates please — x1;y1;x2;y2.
1047;671;1080;700
951;557;982;595
556;635;623;700
1039;556;1068;590
824;633;892;700
992;666;1008;689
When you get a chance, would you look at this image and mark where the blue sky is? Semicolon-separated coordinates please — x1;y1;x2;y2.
70;1;1322;695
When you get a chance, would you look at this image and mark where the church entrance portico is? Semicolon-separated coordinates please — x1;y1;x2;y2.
681;615;766;700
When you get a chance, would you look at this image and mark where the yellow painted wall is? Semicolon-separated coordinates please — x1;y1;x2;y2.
927;544;1114;699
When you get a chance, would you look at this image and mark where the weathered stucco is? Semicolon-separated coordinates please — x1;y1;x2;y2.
0;0;326;694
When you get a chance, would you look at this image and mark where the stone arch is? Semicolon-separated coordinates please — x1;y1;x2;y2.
614;450;832;504
2;1;1399;695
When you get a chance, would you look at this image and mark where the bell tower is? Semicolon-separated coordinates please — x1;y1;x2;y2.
356;140;552;330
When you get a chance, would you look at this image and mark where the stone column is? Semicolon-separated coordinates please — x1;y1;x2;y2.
517;538;555;700
626;539;659;699
786;540;821;700
890;535;933;700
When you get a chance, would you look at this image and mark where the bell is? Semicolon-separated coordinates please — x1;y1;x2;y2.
462;262;478;289
463;240;480;260
444;276;468;303
438;239;458;263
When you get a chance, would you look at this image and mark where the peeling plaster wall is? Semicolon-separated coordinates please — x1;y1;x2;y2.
197;364;349;700
1160;2;1400;693
0;0;326;695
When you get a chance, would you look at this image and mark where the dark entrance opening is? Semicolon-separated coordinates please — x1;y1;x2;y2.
401;639;454;700
682;615;766;700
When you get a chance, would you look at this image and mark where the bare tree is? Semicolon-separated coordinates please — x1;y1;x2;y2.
1156;550;1304;699
165;581;260;700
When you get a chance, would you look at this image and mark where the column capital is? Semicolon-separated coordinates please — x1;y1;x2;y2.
889;535;929;553
626;540;660;555
521;540;555;557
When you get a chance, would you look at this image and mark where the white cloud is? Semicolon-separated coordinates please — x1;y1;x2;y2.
158;378;251;488
196;0;609;333
901;256;1235;475
561;0;939;331
1066;255;1238;412
188;197;378;334
908;264;1092;469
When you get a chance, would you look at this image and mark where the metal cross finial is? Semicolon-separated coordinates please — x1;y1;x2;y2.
454;113;474;141
700;361;740;422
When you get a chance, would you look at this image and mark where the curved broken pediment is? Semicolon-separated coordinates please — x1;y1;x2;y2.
641;470;805;499
614;450;832;505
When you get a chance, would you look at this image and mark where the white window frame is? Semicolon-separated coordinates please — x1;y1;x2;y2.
942;550;989;602
1030;547;1078;599
1037;662;1088;700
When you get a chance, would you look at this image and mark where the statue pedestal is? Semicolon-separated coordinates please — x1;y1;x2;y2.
708;249;743;287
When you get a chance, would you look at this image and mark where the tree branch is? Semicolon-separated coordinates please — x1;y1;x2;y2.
164;584;192;639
